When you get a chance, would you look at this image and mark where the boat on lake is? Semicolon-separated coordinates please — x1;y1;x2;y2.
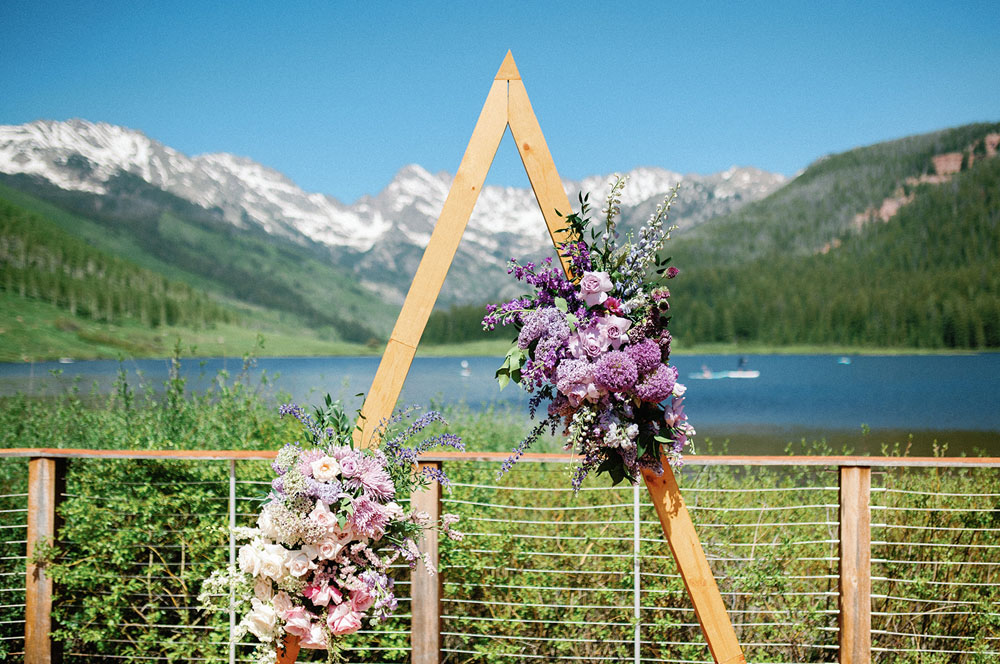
689;368;761;380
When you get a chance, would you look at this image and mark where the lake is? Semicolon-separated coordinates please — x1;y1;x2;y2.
2;353;998;455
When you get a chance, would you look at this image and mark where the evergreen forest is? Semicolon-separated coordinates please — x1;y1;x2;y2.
0;198;234;329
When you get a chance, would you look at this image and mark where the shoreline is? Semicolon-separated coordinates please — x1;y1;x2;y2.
4;337;990;364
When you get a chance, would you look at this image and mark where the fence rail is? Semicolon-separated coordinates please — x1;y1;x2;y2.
2;448;999;664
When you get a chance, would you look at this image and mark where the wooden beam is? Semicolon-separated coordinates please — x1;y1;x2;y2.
839;466;872;664
494;49;521;80
507;78;574;277
276;634;300;664
4;448;1000;468
25;457;64;664
641;464;746;664
356;76;508;446
411;462;442;664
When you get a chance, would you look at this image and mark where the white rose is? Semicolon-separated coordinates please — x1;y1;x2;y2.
672;382;687;397
311;456;342;481
285;549;317;578
272;590;293;616
238;543;263;577
257;506;281;540
260;544;288;581
301;544;321;560
254;577;273;601
244;598;277;641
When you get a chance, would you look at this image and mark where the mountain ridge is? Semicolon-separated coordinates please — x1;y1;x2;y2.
0;118;786;303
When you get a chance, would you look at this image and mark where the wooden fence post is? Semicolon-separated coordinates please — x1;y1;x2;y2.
839;466;871;664
411;462;442;664
25;456;65;664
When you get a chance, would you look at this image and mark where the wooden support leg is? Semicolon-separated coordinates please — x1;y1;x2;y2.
641;464;746;664
275;634;300;664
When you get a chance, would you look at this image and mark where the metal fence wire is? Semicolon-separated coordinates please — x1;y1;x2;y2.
1;451;999;664
439;461;843;664
0;457;29;662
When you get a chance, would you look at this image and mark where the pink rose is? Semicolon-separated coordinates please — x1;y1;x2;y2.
327;602;363;635
282;606;315;638
350;587;375;613
272;591;293;615
285;550;317;578
309;501;338;529
579;271;613;307
316;538;343;560
304;580;342;607
299;622;328;650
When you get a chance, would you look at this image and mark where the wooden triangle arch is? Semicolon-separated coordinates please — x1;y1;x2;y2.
353;51;746;664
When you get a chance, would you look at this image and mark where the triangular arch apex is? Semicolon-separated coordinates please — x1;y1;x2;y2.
495;50;521;80
357;52;569;446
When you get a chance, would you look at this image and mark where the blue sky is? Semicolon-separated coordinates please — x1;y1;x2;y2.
1;1;997;202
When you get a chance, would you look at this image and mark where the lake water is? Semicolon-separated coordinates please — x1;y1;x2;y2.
2;354;998;455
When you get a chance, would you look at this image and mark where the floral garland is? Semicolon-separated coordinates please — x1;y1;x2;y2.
485;176;693;489
201;398;463;664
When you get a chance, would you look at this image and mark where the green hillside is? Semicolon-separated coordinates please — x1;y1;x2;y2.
422;122;1000;351
0;195;385;361
0;176;397;345
0;197;233;328
672;121;1000;265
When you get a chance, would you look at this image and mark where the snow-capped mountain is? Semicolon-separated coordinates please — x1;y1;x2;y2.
0;119;787;303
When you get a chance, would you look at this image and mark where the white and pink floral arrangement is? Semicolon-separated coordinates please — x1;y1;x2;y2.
201;398;463;664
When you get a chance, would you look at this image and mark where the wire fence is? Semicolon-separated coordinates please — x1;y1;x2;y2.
0;460;28;662
1;451;999;663
439;461;843;664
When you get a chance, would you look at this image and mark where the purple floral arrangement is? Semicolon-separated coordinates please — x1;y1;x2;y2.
201;398;463;664
485;176;694;489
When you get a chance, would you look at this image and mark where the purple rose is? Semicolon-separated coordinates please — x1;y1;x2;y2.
568;324;609;360
579;271;613;307
597;315;632;350
339;455;359;478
